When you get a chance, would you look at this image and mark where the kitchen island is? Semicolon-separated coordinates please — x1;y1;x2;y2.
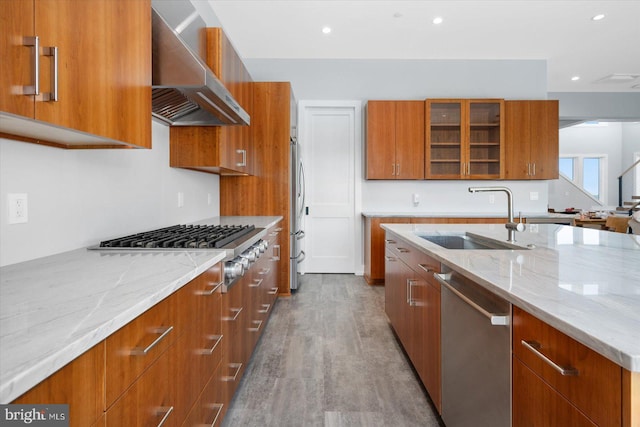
0;215;281;405
382;222;640;425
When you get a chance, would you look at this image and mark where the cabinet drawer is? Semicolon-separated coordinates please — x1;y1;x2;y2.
513;307;622;426
412;251;441;281
106;294;177;407
385;234;415;265
106;348;174;427
182;362;227;427
513;356;596;427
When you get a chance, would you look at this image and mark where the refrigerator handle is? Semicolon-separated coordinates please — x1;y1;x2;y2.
298;161;306;220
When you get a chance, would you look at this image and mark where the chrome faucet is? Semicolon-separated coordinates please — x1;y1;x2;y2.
468;186;525;243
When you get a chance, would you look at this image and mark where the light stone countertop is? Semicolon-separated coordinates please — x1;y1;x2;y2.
381;222;640;372
0;216;282;403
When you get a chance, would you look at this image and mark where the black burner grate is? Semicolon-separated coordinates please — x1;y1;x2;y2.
99;225;256;249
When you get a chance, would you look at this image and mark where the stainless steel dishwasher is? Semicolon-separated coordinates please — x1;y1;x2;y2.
435;270;511;427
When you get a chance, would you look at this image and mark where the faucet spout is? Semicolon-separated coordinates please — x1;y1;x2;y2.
468;186;524;243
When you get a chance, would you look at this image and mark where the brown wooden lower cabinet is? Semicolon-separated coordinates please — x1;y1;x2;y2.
512;306;623;427
384;232;442;413
12;342;105;427
11;251;280;427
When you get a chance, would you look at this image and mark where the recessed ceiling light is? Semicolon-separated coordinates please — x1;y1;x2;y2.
592;14;605;21
433;16;444;25
596;73;640;83
393;12;403;18
322;26;331;34
571;76;580;81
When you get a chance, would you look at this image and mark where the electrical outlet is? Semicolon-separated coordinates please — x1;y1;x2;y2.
207;193;212;206
8;193;28;224
412;193;420;206
177;192;184;208
489;194;495;204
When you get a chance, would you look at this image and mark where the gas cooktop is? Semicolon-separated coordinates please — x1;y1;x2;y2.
95;224;258;249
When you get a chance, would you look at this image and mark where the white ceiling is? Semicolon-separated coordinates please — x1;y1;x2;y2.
206;0;640;93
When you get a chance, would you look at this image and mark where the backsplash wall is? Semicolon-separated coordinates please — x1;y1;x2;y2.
0;122;220;267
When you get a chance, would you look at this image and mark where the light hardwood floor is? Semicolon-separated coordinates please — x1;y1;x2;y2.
222;273;442;427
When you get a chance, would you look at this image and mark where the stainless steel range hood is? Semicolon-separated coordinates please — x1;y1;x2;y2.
151;3;250;126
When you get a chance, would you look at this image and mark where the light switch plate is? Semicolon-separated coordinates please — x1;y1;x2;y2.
530;191;539;201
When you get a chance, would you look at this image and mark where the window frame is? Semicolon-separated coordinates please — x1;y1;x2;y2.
559;154;608;204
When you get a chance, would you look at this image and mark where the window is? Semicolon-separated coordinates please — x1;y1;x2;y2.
559;158;574;180
582;158;601;199
559;155;607;203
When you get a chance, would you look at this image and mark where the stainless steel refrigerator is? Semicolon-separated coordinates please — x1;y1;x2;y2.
290;135;306;290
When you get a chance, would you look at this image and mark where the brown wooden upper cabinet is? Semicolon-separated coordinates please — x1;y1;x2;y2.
170;28;253;176
504;100;559;180
0;0;151;149
425;99;504;179
366;100;425;179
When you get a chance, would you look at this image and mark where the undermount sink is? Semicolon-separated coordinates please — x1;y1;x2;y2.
417;233;528;250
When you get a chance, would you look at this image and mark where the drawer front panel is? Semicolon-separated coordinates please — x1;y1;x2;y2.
513;356;596;427
106;295;176;406
106;349;173;427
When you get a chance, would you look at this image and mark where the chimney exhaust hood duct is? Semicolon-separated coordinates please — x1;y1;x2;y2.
151;3;250;126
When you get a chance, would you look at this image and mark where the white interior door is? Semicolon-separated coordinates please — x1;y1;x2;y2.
299;103;359;273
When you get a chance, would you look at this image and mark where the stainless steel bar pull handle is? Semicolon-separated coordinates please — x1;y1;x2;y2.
155;406;174;427
206;403;224;427
521;340;579;376
259;303;271;314
392;163;396;176
249;278;263;288
268;287;278;295
222;363;242;381
407;279;417;306
396;163;400;176
23;36;39;95
197;281;223;296
130;326;174;356
224;307;243;322
200;335;223;355
42;46;58;101
249;319;263;332
418;264;433;273
434;273;509;326
236;149;247;167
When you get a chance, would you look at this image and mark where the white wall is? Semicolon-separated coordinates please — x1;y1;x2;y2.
557;122;623;207
0;122;220;267
621;122;640;202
